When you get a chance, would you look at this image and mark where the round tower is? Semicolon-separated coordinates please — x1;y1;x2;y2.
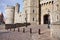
5;6;15;24
15;3;20;13
14;3;20;23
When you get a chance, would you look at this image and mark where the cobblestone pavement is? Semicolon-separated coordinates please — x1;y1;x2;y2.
0;24;57;40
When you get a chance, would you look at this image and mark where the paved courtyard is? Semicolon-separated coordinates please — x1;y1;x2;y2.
0;24;58;40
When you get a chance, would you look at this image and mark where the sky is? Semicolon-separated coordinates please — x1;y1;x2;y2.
0;0;23;17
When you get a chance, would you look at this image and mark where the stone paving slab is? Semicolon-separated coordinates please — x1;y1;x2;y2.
0;24;58;40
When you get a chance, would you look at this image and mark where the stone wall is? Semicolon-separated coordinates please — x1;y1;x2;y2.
5;6;15;24
40;0;60;24
51;22;60;40
23;0;40;25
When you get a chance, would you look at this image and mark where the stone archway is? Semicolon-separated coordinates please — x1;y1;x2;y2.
43;14;49;24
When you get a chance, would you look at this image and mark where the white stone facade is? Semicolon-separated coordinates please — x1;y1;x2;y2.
40;0;60;24
5;4;27;24
23;0;40;25
5;6;15;24
5;0;60;25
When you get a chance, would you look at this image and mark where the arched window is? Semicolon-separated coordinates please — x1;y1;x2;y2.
52;1;54;4
41;3;43;6
33;9;34;13
47;2;48;4
33;18;34;21
44;3;45;5
49;1;51;4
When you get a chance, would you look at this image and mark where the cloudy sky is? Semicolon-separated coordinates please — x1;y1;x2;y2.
0;0;23;17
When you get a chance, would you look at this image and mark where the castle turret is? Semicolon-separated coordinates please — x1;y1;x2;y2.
14;3;20;23
5;6;15;24
15;3;20;13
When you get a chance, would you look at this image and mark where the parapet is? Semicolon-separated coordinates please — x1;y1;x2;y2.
6;5;15;9
40;0;53;4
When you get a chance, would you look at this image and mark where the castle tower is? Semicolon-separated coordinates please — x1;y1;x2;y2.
15;3;20;13
23;0;40;25
14;3;20;23
40;0;60;24
5;6;15;24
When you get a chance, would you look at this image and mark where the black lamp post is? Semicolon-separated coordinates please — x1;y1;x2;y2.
48;9;50;29
25;11;27;27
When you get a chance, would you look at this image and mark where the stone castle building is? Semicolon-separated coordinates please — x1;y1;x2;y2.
40;0;60;24
5;3;27;24
5;0;60;25
23;0;40;25
5;0;60;39
5;6;15;24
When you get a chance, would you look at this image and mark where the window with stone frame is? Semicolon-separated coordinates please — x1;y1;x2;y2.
33;18;34;21
52;1;54;4
25;17;26;21
33;9;34;13
57;16;58;20
49;1;51;4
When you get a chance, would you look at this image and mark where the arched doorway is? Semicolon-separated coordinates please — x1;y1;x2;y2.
43;14;49;24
